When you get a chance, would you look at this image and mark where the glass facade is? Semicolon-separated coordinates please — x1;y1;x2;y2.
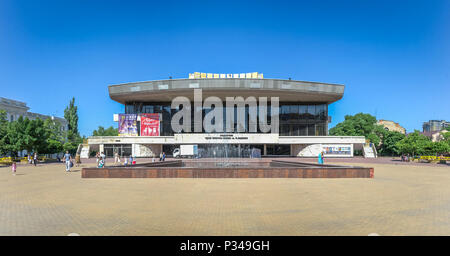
125;102;328;136
104;144;132;157
164;144;264;158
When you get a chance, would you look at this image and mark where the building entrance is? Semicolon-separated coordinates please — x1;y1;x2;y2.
104;144;132;157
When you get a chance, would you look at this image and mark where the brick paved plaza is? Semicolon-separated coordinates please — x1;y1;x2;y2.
0;158;449;236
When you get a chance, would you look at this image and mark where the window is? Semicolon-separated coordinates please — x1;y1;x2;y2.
288;105;299;120
104;144;132;157
280;105;289;121
307;124;315;136
316;104;326;120
306;105;315;120
315;124;325;136
298;105;307;119
143;105;154;113
280;124;290;136
298;124;307;136
266;144;290;155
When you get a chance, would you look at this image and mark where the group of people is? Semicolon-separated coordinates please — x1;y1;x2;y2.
113;153;136;166
400;154;410;162
159;152;166;162
95;152;106;168
26;153;38;166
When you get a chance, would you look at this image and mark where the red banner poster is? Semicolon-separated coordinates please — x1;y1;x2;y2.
140;113;160;136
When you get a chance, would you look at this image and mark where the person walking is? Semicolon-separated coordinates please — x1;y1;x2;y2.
117;153;121;165
12;161;17;176
75;154;81;167
162;152;166;162
27;154;31;164
114;152;119;166
33;152;38;166
318;151;324;164
64;151;72;172
129;155;133;165
159;152;163;162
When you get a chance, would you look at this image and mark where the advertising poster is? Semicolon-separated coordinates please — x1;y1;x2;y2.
322;145;352;156
118;114;138;136
140;113;160;136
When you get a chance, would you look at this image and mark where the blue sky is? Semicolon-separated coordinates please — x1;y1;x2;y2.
1;0;449;136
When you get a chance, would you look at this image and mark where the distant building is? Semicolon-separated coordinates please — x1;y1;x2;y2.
421;130;448;142
0;97;68;131
0;97;68;157
377;120;406;134
423;120;450;133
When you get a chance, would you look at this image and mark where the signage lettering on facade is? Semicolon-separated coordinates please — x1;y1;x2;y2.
189;72;263;79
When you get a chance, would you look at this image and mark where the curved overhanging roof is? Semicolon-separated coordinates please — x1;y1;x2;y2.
108;78;344;104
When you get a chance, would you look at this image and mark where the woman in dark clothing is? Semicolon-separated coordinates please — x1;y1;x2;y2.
33;152;38;166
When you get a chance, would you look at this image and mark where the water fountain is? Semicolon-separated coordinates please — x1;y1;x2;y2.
81;158;374;179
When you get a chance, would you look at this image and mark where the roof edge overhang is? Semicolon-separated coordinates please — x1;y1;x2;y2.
108;78;345;104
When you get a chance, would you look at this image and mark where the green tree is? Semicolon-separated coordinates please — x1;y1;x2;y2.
329;113;385;146
329;113;378;138
92;126;118;136
64;97;79;141
26;118;48;153
0;110;8;155
432;141;449;155
395;130;432;156
379;131;406;156
43;118;64;154
5;116;30;155
63;97;83;154
63;141;78;153
442;131;450;143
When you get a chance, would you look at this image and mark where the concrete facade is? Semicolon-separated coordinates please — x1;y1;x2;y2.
88;135;365;158
108;78;345;104
377;119;406;134
0;97;68;130
88;77;365;158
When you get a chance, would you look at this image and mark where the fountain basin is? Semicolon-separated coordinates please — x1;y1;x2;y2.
81;160;374;178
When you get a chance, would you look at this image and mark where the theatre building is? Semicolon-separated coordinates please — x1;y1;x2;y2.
86;73;365;158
